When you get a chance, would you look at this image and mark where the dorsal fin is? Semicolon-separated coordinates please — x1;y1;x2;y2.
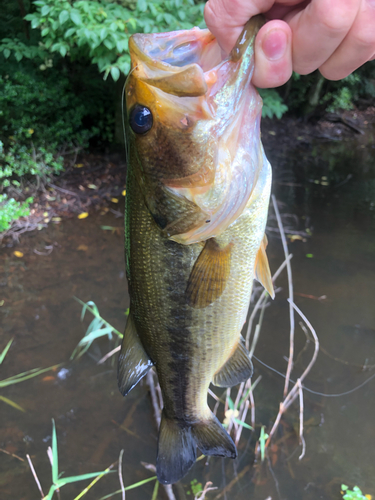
254;234;275;299
185;238;232;309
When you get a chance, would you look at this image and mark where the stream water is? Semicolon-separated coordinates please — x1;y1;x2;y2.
1;130;374;500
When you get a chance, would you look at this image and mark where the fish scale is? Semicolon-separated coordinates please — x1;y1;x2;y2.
118;15;274;484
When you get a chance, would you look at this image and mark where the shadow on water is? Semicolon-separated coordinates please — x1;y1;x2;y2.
1;130;374;499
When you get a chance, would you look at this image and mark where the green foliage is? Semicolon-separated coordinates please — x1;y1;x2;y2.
24;0;205;80
0;194;33;233
259;89;288;119
0;69;102;148
341;484;371;500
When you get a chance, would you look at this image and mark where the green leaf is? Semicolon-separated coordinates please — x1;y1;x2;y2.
227;396;235;410
59;10;70;25
14;52;23;62
100;28;108;41
41;27;50;37
57;470;114;487
0;338;13;364
110;67;120;82
98;476;157;500
31;17;41;29
233;418;253;430
0;364;60;388
64;27;76;38
138;0;148;13
3;48;11;59
0;395;26;412
41;5;50;16
59;45;67;57
70;11;82;25
51;419;59;483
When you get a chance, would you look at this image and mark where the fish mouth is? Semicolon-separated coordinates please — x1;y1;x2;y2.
129;29;224;98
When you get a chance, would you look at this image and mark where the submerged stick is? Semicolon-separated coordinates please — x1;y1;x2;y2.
26;454;45;499
271;195;295;397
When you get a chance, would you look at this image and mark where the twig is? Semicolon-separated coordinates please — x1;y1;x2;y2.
272;195;295;397
297;379;306;460
26;454;45;499
265;301;319;447
0;448;24;462
118;449;125;500
195;482;218;499
245;254;293;350
98;345;121;364
147;370;161;428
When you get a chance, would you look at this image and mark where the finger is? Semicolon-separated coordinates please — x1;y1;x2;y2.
204;0;274;53
285;0;361;75
319;0;375;79
252;21;293;88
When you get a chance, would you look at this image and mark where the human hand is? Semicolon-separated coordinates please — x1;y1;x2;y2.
204;0;375;88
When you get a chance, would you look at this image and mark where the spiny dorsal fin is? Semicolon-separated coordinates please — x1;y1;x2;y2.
255;234;275;299
186;238;232;309
118;312;153;396
212;335;253;387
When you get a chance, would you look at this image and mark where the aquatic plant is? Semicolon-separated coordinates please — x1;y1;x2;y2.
341;484;372;500
0;337;59;412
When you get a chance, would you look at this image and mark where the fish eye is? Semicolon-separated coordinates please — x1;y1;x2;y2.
129;105;153;134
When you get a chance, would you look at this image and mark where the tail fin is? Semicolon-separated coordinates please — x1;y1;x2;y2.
192;413;237;458
157;411;197;485
156;410;237;484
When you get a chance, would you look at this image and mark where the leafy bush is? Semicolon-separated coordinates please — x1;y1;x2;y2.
259;89;288;119
22;0;205;80
0;194;33;233
341;484;372;500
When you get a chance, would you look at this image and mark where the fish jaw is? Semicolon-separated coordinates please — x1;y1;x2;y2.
125;20;265;241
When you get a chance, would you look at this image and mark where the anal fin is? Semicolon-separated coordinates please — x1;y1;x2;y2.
117;312;153;396
186;238;232;309
212;336;253;387
255;234;275;299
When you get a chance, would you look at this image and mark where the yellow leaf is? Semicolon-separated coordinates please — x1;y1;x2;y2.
28;128;34;135
111;198;119;203
77;244;88;251
88;184;97;189
0;395;26;412
122;190;126;196
13;251;24;258
78;212;89;219
43;212;48;217
365;495;372;500
75;163;84;168
52;217;61;222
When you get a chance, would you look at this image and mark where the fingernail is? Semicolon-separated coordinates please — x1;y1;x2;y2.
262;30;288;61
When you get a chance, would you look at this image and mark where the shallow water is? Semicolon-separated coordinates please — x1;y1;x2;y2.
1;132;374;500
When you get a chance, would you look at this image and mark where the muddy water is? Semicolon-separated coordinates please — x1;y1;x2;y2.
1;133;375;500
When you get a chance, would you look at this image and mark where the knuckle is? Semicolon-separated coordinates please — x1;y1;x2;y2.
315;1;356;34
351;27;375;49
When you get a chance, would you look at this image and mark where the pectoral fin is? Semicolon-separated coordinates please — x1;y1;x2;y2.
255;234;275;299
186;238;232;309
212;336;253;387
118;312;153;396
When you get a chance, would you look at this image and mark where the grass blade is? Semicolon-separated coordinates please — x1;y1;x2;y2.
151;479;159;500
233;418;253;430
58;470;115;487
0;395;26;412
0;364;60;388
72;465;115;500
99;476;157;500
0;338;13;365
51;419;59;484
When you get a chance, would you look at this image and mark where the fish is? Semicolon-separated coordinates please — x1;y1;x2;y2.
118;15;274;485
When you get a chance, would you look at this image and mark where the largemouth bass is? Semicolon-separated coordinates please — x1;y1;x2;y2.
118;16;274;484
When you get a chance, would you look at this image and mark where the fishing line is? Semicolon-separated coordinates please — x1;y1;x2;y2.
253;355;375;398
